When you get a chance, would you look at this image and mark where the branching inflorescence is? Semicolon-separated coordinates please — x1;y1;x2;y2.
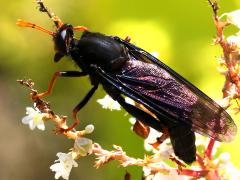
18;1;240;179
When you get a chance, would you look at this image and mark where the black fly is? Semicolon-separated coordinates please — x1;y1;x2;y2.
17;1;237;163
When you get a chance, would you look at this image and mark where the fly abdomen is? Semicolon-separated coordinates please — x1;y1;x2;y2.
168;124;196;163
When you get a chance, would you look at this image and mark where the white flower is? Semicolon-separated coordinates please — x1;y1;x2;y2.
222;10;240;29
227;35;240;48
97;95;121;111
216;97;231;109
153;170;186;180
50;152;78;180
219;152;230;163
21;107;46;131
221;162;240;179
214;152;240;180
142;166;152;177
74;137;93;156
145;169;187;180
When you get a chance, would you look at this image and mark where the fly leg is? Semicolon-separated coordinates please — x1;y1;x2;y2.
31;71;89;133
110;93;170;146
33;71;87;100
107;91;164;136
150;128;169;149
59;84;99;133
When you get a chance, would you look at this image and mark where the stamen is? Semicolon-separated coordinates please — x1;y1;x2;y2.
73;26;88;31
16;19;56;36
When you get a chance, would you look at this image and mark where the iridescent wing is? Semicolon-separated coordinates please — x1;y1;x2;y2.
97;37;237;142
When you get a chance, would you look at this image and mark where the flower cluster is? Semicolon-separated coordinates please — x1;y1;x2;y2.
19;77;240;179
210;4;240;113
19;79;95;180
50;153;78;180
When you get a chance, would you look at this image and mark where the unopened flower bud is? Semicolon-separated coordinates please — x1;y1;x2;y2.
85;124;94;134
74;137;93;156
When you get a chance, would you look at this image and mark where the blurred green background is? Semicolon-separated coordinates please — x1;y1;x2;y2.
1;0;240;179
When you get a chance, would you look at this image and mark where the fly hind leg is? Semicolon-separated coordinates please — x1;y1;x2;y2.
58;84;99;133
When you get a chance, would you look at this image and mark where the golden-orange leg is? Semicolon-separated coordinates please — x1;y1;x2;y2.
150;128;169;149
34;71;87;100
33;71;87;133
36;72;60;99
62;109;80;132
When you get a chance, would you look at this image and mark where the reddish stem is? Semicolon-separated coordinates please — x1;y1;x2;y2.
205;138;215;159
196;153;205;168
179;169;209;177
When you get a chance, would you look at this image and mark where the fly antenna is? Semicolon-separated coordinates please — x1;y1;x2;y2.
17;0;87;35
16;19;56;36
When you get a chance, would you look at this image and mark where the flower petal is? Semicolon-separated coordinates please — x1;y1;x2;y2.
22;116;32;124
37;120;45;131
50;152;78;180
21;107;46;131
26;107;37;115
225;10;240;29
28;119;36;130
